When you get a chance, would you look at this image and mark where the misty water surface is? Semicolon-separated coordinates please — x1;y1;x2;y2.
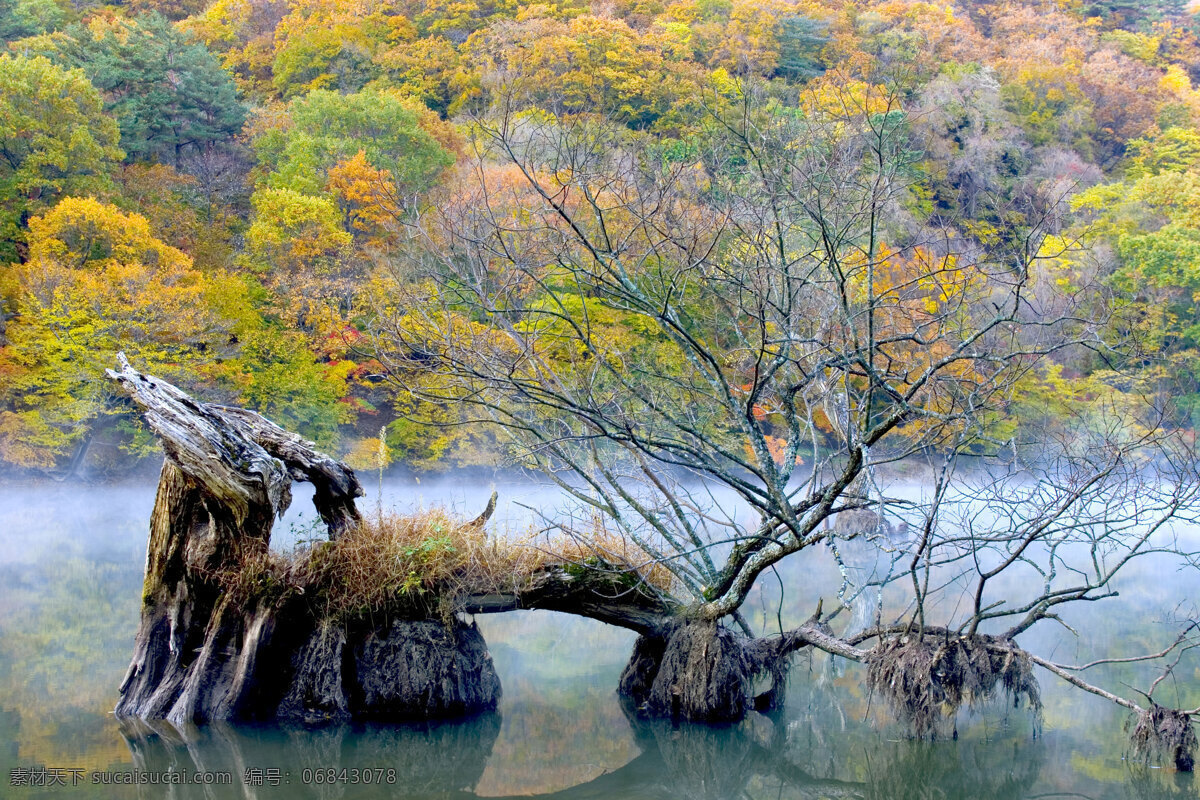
1;476;1197;799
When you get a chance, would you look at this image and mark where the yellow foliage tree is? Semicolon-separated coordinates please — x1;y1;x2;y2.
246;186;352;275
0;197;211;468
326;150;398;238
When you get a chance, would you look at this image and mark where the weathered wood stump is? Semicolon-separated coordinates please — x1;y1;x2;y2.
109;355;500;724
618;621;802;722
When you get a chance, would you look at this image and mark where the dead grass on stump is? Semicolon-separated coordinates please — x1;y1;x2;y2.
866;634;1042;738
1129;704;1198;772
216;508;673;622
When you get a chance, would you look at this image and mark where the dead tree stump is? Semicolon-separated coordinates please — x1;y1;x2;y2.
109;355;500;724
619;621;760;722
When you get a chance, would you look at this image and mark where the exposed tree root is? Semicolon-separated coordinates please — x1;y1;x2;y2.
1129;703;1198;772
620;621;754;721
619;620;803;722
276;621;351;723
866;634;1042;738
618;631;669;700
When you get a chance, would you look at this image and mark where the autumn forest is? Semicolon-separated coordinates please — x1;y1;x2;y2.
2;0;1200;478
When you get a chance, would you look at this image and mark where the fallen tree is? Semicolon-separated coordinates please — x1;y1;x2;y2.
111;338;1200;768
111;355;800;723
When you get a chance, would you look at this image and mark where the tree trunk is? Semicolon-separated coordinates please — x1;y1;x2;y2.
109;355;499;723
618;615;860;722
618;622;775;722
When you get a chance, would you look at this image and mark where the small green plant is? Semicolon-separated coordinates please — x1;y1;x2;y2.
401;572;424;594
404;535;456;560
286;513;327;545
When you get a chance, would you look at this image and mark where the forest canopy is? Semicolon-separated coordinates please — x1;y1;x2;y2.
3;0;1200;476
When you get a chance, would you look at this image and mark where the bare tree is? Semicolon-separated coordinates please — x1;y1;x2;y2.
367;81;1200;759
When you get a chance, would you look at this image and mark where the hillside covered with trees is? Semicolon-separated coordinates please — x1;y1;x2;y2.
3;0;1200;477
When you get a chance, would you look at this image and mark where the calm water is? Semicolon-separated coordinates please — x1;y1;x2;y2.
1;477;1197;799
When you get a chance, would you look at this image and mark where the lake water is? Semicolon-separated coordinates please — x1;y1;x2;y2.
1;477;1197;799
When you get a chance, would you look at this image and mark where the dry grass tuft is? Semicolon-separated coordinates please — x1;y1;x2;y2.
216;507;674;622
295;509;533;620
217;547;288;609
1129;704;1198;772
866;633;1042;738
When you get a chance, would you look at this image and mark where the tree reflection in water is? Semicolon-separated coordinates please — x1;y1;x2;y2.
120;714;502;798
124;700;1198;800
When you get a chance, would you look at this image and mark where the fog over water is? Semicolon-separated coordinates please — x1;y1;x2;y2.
1;473;1198;799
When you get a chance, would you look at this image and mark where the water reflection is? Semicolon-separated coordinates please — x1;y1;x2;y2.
1124;771;1199;800
610;711;864;800
112;708;866;800
120;715;503;798
857;738;1042;800
120;702;1182;800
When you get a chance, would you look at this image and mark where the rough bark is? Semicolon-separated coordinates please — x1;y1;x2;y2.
351;619;501;719
210;404;362;538
275;621;351;723
620;622;755;722
618;616;867;723
462;568;674;635
109;355;501;723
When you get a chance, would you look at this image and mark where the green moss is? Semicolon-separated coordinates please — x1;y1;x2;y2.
563;557;655;595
